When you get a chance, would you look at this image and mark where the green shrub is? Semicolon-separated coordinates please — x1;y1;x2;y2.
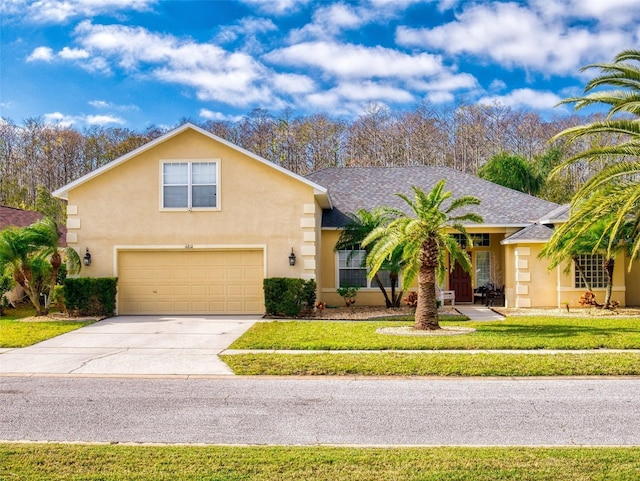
0;274;14;316
302;279;317;315
337;285;359;306
63;277;117;316
52;285;65;312
264;277;316;317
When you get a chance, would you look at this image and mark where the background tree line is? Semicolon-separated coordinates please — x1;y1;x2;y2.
0;101;619;221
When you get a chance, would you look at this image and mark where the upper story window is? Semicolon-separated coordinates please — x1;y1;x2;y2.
162;161;217;209
575;254;607;289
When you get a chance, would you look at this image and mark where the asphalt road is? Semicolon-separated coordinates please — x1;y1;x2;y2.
1;376;639;446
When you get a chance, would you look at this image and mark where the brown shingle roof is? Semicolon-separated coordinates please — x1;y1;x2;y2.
0;205;43;229
305;166;559;228
0;206;67;246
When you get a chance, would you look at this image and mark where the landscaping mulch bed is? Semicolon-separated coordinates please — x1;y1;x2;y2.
493;306;640;317
16;313;104;322
310;306;457;320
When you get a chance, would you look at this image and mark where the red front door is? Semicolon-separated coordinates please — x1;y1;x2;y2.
449;261;472;302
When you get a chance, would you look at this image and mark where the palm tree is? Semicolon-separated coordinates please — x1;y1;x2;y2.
0;226;41;312
0;218;81;316
541;215;632;307
364;180;482;330
25;218;81;313
334;208;405;307
550;49;640;267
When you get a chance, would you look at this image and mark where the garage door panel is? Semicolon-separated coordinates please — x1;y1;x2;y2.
192;284;207;295
118;250;264;315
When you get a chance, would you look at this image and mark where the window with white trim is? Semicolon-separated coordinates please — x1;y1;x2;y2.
337;249;395;288
453;233;490;249
574;254;607;289
475;251;491;287
162;161;217;209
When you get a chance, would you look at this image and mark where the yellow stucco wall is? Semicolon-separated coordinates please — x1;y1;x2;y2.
64;128;319;283
502;242;629;308
556;253;627;308
624;257;640;306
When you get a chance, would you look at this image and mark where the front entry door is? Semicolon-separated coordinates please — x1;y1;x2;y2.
449;260;472;302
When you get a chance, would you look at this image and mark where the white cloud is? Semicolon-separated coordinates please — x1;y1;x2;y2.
410;72;478;93
26;46;54;62
489;79;507;92
70;21;277;106
59;46;89;59
477;88;563;111
200;109;244;123
43;111;75;126
238;0;310;15
86;114;125;125
88;100;110;109
266;41;444;79
305;80;413;114
532;0;640;26
20;0;156;24
215;17;278;50
395;2;636;76
272;73;316;94
288;3;365;42
425;90;454;104
43;111;125;126
89;100;138;111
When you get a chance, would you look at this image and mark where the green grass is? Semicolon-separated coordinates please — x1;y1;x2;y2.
230;316;640;350
1;443;639;481
0;305;95;348
222;352;640;376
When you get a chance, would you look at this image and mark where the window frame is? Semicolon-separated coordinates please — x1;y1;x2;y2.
475;251;491;287
453;233;490;249
574;254;607;289
336;249;398;289
160;159;220;211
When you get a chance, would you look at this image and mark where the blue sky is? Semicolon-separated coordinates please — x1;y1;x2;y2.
1;0;639;130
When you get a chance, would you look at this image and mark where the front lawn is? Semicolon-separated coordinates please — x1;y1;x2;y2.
229;316;640;350
2;443;639;481
0;305;95;348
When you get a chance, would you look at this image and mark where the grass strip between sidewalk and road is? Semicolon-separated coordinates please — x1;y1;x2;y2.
2;443;640;481
221;351;640;376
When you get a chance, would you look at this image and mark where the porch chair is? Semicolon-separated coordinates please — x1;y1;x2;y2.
436;286;455;306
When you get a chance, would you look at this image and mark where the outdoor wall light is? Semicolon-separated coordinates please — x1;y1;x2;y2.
83;248;92;266
288;248;296;266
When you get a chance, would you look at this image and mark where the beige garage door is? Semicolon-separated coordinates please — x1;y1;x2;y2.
118;250;264;315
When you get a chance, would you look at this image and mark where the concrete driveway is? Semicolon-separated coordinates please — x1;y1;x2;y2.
0;315;260;376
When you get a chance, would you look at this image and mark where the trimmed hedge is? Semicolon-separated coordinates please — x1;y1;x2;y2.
63;277;117;317
264;278;316;317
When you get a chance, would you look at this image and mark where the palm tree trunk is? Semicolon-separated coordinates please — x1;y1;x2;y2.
415;239;440;330
390;272;403;307
44;250;62;312
373;273;393;307
573;257;592;292
603;257;614;308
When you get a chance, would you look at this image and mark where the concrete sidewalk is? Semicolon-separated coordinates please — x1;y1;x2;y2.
455;305;505;321
0;315;260;376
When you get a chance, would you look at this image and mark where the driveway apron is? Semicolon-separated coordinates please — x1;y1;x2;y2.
0;315;260;376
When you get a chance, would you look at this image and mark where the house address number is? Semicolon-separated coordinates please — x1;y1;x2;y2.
185;244;194;249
